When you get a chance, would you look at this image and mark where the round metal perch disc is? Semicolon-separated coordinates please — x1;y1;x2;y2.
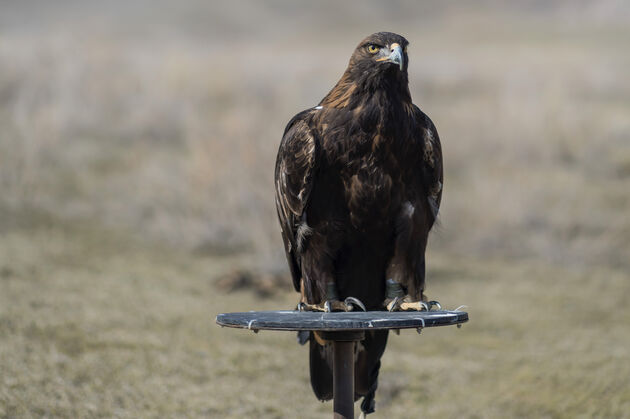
215;310;468;332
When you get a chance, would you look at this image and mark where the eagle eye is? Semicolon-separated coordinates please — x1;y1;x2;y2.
367;44;380;54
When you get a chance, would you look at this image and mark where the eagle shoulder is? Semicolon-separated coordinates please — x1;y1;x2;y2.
275;109;320;217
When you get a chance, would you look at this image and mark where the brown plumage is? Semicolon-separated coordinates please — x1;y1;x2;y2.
274;32;443;415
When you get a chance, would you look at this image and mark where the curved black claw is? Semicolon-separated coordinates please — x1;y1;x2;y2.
344;296;367;312
388;296;402;312
427;300;442;311
324;300;333;313
296;302;306;312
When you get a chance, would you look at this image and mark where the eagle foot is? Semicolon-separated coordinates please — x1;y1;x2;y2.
297;297;366;312
385;296;442;312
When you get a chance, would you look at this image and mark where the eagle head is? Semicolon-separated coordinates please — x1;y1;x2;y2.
351;32;409;74
320;32;411;109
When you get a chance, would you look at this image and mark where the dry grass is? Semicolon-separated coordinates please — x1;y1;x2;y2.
1;1;629;418
1;212;628;418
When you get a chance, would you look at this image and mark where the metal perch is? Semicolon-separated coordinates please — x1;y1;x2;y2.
216;309;468;418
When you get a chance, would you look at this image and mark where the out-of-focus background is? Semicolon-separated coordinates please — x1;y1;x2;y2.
1;1;629;417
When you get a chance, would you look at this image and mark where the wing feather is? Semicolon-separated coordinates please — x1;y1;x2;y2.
274;111;319;291
414;106;443;221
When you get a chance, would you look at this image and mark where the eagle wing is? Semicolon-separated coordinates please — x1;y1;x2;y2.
274;110;319;292
415;106;443;221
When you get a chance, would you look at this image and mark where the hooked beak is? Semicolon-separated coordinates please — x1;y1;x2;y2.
388;43;404;71
377;43;404;71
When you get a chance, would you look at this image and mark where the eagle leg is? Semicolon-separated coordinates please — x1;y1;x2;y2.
296;280;367;312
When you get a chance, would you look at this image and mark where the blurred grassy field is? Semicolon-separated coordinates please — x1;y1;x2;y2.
1;1;629;418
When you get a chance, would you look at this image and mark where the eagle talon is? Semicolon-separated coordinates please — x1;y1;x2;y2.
324;300;332;313
385;297;430;312
344;296;367;312
296;300;351;312
387;296;402;312
427;300;442;311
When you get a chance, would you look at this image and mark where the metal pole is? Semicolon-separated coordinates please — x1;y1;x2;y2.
333;340;354;419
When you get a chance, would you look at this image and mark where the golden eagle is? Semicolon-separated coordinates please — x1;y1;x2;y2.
274;32;443;415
